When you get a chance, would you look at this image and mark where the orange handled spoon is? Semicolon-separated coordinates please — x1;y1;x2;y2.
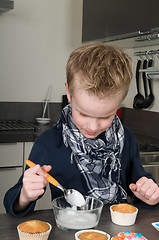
25;160;86;207
26;160;59;186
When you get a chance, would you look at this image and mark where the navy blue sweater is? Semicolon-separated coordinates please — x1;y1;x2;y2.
4;124;156;216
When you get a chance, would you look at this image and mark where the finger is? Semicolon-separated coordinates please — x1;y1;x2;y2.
23;175;47;189
149;189;159;202
26;164;47;178
138;181;152;197
135;176;148;192
129;183;137;192
136;178;158;200
42;165;52;173
146;184;159;201
26;188;45;201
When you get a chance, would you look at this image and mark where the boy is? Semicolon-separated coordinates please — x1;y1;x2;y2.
4;42;159;217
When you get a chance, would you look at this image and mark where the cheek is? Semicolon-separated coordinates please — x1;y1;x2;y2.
101;117;114;130
72;113;84;128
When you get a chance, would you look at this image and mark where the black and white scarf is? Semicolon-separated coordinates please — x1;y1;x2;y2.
56;104;127;204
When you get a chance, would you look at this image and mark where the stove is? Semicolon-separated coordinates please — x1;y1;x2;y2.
0;120;38;132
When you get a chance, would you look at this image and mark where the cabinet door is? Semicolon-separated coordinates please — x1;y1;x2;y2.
24;142;34;169
0;167;23;214
0;143;23;167
82;0;150;42
35;186;52;210
150;0;159;31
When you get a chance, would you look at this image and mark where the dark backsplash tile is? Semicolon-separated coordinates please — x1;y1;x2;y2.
122;107;159;139
0;102;62;123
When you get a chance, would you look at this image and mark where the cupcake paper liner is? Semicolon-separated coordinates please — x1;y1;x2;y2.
17;222;52;240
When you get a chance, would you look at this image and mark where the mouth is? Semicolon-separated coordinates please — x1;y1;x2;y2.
84;129;98;136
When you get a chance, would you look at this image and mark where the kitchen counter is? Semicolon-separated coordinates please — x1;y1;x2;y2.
1;206;159;239
0;122;54;143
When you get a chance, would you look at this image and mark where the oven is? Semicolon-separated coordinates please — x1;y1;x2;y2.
139;143;159;185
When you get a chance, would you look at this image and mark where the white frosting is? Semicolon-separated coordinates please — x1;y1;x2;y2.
66;190;86;207
56;209;97;230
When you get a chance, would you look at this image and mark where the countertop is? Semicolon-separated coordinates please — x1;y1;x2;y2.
0;206;159;239
0;122;54;143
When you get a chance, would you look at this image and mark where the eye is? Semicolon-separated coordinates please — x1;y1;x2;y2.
80;112;87;117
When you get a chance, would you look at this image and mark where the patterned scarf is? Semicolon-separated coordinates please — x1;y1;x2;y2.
56;104;127;204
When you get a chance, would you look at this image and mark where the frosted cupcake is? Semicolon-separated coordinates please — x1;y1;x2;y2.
17;220;52;240
111;231;147;239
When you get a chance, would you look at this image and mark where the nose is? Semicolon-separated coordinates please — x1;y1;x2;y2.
87;118;100;132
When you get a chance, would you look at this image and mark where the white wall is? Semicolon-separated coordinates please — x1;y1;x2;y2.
0;0;83;102
0;0;159;113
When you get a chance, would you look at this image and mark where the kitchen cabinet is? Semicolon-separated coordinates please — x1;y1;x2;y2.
0;167;23;214
82;0;159;43
150;0;159;31
0;0;14;11
0;142;52;214
0;142;23;167
0;143;23;214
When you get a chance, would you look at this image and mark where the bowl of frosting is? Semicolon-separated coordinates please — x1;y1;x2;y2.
52;196;103;231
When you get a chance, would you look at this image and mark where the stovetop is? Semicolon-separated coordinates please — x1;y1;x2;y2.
0;120;38;132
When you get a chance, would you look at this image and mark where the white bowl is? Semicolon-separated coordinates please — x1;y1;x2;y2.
110;204;138;226
52;196;103;231
36;118;50;124
75;229;110;240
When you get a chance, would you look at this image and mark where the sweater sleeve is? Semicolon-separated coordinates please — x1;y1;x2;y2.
3;174;36;217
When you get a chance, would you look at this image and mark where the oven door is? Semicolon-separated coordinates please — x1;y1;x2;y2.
140;152;159;185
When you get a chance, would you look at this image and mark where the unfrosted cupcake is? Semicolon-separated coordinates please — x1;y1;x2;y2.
17;220;52;240
110;203;138;226
75;229;110;240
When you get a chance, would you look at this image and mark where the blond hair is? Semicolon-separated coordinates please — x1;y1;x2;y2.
66;42;132;100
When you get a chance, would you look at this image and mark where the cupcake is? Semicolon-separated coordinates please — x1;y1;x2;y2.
17;220;52;240
75;229;111;240
110;203;138;226
111;231;147;240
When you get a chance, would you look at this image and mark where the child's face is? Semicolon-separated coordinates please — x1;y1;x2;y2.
66;79;123;139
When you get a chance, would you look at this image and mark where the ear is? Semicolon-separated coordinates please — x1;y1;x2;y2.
65;82;71;102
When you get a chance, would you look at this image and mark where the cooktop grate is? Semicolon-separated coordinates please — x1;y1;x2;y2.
0;120;37;131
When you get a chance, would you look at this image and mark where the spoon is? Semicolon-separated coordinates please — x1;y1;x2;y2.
143;58;154;108
25;160;86;207
133;59;145;109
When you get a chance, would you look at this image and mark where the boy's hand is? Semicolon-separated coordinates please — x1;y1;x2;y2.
14;164;52;212
129;176;159;205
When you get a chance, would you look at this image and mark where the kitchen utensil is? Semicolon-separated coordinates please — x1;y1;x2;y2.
42;86;52;118
143;59;154;108
133;59;145;109
36;86;52;124
25;160;86;207
52;196;103;231
142;59;148;99
146;66;159;80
